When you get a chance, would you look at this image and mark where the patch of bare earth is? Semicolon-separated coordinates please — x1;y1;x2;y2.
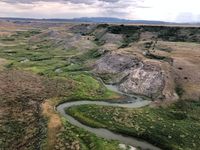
42;99;62;150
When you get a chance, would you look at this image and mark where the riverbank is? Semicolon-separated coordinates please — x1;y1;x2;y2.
67;100;200;150
57;100;160;150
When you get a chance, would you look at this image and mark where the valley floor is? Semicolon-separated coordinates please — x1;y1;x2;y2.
0;21;200;150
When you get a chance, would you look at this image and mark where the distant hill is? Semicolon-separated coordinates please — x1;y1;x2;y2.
0;17;170;24
67;17;169;24
0;17;199;25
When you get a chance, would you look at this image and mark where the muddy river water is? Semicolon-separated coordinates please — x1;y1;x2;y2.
57;84;161;150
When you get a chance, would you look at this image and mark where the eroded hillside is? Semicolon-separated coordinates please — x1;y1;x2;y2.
86;24;200;102
0;21;200;150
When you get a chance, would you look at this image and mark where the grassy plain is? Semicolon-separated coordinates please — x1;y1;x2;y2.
67;101;200;150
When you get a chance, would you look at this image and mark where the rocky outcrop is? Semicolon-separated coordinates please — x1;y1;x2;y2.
119;63;164;98
94;52;176;100
94;52;140;74
94;52;141;84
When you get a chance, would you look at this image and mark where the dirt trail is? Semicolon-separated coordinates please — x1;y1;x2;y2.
42;99;62;150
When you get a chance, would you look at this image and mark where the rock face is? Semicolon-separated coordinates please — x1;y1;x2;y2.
94;52;141;84
94;52;167;99
119;64;164;98
94;52;140;74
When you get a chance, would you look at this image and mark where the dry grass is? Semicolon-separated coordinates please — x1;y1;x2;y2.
0;69;71;149
0;58;8;70
154;41;200;100
0;21;29;31
119;39;200;101
0;70;47;149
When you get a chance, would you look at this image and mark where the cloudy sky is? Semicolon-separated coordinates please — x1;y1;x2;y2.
0;0;200;22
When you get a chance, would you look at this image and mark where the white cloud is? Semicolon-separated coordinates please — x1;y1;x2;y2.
0;0;200;22
134;0;200;22
0;1;101;18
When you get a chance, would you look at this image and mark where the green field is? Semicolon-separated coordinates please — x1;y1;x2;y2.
67;101;200;150
0;29;121;149
57;118;121;150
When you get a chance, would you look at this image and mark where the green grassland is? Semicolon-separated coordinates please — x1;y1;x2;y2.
56;118;121;150
67;101;200;150
0;29;121;149
0;29;119;101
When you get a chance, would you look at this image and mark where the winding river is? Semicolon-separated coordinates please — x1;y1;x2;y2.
57;83;161;150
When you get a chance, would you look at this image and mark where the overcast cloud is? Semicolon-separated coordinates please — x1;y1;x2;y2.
0;0;200;22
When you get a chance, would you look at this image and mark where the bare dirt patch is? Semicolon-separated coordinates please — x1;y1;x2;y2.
42;99;62;150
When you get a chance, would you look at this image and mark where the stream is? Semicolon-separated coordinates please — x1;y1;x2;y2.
57;83;161;150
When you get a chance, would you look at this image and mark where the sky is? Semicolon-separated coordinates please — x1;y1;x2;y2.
0;0;200;22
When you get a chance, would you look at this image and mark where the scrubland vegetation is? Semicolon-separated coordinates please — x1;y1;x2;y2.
0;21;200;150
0;27;120;150
56;118;121;150
67;100;200;150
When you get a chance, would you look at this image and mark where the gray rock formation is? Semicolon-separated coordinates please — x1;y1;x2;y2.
94;52;166;99
119;64;164;98
94;52;140;74
94;52;141;84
